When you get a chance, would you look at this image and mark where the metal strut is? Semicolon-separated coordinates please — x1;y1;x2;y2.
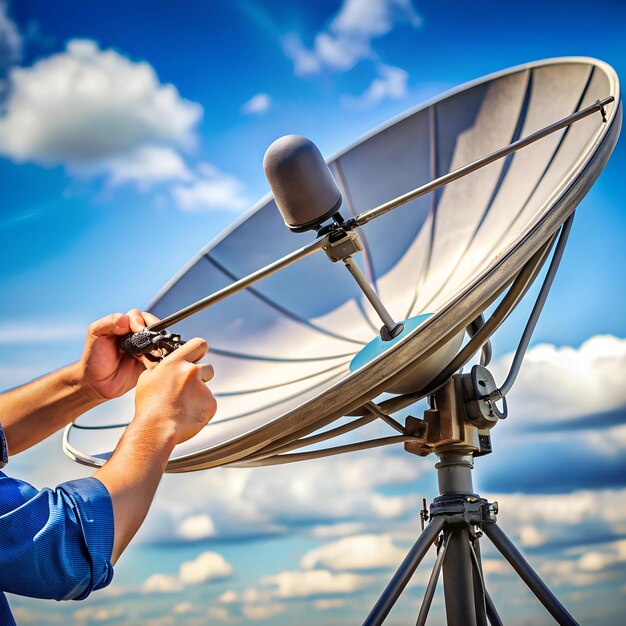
363;455;580;626
117;96;613;352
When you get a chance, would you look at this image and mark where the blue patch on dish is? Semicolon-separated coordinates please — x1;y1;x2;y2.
349;313;433;372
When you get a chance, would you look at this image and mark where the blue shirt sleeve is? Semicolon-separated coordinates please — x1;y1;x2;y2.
0;470;115;601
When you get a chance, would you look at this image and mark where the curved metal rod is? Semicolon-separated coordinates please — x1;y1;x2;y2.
231;435;419;467
467;314;492;366
496;212;574;398
249;233;555;465
348;235;554;417
149;235;329;332
145;97;611;336
232;414;379;463
416;531;450;626
351;96;613;227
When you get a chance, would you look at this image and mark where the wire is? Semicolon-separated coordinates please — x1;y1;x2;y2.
495;212;574;398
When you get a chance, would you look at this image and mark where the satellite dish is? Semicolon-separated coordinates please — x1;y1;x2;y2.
64;57;620;473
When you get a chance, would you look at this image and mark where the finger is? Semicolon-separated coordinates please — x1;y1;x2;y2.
127;308;147;333
89;313;131;337
198;363;214;383
162;337;208;364
141;311;161;327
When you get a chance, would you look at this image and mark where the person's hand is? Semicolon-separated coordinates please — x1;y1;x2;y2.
79;309;159;402
133;338;216;445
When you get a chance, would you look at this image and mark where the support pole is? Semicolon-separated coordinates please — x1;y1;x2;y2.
443;528;478;626
363;516;445;626
482;522;579;626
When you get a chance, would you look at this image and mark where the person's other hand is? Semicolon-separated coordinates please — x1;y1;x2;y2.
79;309;160;402
133;338;216;445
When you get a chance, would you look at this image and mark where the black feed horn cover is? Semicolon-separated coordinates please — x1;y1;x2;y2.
263;135;342;232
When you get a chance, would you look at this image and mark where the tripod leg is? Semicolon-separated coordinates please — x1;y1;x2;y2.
483;522;579;626
485;591;504;626
469;538;488;626
415;530;450;626
442;528;478;626
363;516;445;626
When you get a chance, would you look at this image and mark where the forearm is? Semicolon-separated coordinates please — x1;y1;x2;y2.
0;362;102;455
94;415;176;564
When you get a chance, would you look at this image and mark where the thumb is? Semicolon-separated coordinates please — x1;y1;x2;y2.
161;337;208;364
89;313;131;337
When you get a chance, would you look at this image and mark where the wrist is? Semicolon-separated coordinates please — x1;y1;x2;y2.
64;361;107;407
127;413;178;461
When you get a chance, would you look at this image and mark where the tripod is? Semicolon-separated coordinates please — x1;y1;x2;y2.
363;375;579;626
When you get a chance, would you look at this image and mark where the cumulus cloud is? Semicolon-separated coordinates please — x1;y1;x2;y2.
491;335;626;425
73;606;125;623
282;0;419;106
282;0;420;75
0;39;201;186
140;450;423;544
344;64;408;107
100;145;192;188
141;551;233;594
301;533;406;570
177;513;216;540
242;603;286;620
179;551;233;584
477;335;626;493
312;522;366;538
480;488;626;552
172;602;194;615
241;93;272;115
315;598;346;610
172;163;250;212
260;569;370;598
0;38;252;208
142;573;184;594
538;539;626;590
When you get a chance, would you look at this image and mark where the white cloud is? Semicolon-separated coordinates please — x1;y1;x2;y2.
301;534;406;570
172;602;194;615
141;550;233;594
0;39;201;187
138;449;422;544
281;1;419;106
517;524;546;548
242;603;286;620
179;551;233;584
492;335;626;425
218;590;239;604
177;513;216;540
73;606;125;623
0;38;253;207
260;569;370;598
332;0;421;37
142;573;184;594
241;93;272;115
348;64;409;107
282;34;322;75
312;522;366;538
102;145;192;188
283;0;420;76
0;1;21;70
172;166;250;212
539;539;626;589
483;488;626;549
315;599;346;610
207;606;235;621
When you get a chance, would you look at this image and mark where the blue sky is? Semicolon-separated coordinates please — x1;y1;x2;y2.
1;1;625;625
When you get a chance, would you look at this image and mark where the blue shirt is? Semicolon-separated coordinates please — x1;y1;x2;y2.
0;425;115;625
